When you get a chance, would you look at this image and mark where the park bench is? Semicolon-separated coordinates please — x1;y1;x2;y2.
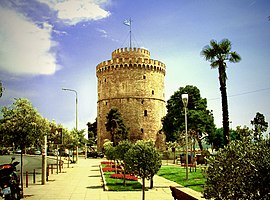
170;186;198;200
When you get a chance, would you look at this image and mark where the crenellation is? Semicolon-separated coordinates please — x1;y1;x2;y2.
96;57;166;75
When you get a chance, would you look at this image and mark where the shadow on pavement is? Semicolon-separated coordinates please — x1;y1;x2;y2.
86;185;103;189
88;175;100;177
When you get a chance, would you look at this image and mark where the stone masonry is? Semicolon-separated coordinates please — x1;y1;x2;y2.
96;47;166;150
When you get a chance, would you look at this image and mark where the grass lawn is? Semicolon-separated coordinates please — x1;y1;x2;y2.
157;165;206;192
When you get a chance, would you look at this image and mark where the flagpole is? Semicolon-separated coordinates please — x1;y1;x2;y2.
129;18;132;49
123;18;132;48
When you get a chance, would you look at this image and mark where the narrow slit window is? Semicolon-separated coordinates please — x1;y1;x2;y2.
152;90;154;95
143;75;146;79
141;128;144;133
144;110;147;116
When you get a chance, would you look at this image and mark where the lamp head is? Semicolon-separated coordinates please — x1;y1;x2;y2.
181;93;188;108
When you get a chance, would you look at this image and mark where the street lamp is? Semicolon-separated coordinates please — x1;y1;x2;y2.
62;88;78;130
62;88;78;162
182;93;189;180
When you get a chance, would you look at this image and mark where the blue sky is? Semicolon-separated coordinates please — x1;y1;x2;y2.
0;0;270;133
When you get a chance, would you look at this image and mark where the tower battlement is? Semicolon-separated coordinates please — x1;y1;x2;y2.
112;47;150;59
96;55;166;75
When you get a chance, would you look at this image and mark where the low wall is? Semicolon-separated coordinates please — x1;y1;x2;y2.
170;186;204;200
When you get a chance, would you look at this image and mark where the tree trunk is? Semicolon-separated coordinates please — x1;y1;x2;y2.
150;176;154;189
198;139;203;151
123;163;126;186
142;178;145;200
218;66;229;145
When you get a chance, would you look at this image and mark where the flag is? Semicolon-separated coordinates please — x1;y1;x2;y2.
123;19;131;26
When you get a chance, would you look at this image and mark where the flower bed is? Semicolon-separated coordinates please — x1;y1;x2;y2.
101;161;142;191
102;167;123;172
110;173;138;181
101;161;115;165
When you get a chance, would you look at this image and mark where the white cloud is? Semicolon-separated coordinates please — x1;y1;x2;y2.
38;0;111;25
96;28;108;37
0;6;59;75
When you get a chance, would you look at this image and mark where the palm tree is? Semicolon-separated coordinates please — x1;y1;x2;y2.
201;39;241;145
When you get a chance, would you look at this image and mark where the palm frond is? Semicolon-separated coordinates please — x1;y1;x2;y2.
219;39;231;54
229;52;241;63
201;46;217;62
210;61;219;69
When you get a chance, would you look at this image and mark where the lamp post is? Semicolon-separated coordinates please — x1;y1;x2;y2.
62;88;78;162
41;134;47;184
182;93;189;180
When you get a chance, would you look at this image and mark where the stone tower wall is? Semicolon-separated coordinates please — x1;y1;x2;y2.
96;47;166;149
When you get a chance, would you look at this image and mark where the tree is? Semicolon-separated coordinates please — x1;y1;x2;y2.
0;98;50;195
201;39;241;145
251;112;268;139
105;108;129;146
103;141;116;163
230;129;240;141
206;128;224;151
115;140;133;186
87;119;97;147
203;135;270;199
235;125;252;139
162;85;215;150
69;128;86;160
207;127;241;151
125;140;162;200
0;98;50;149
47;122;66;153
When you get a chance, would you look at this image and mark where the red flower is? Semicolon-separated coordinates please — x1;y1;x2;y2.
101;161;115;165
102;167;123;172
110;174;138;181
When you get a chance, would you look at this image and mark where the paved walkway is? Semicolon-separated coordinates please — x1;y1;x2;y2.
23;158;204;200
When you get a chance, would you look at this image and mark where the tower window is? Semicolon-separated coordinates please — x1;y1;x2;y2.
141;128;144;133
143;75;146;79
104;78;106;82
144;110;147;116
141;100;144;104
152;90;154;95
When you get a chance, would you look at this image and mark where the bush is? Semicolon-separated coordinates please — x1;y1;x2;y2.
203;138;270;199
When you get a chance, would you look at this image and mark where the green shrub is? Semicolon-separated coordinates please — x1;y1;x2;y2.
203;138;270;199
